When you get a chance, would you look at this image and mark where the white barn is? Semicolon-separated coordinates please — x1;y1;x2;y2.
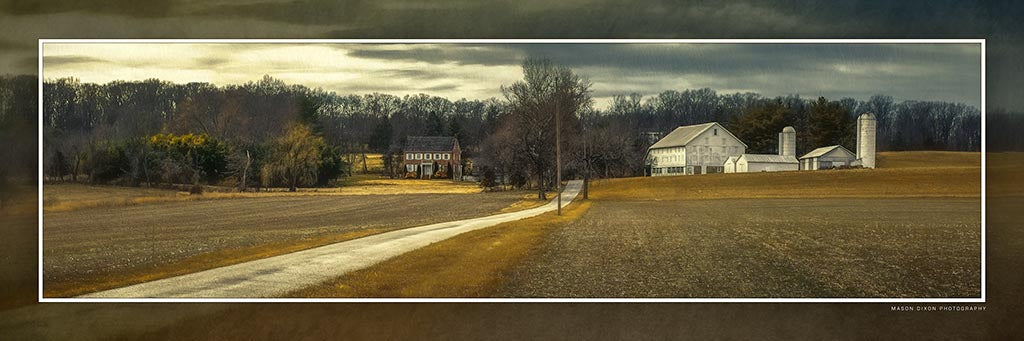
646;122;746;176
735;154;799;172
799;145;856;170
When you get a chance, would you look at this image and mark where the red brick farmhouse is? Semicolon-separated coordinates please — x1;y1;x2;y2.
402;136;462;180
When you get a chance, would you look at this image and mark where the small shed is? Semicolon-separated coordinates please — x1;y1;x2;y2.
723;156;739;173
735;154;799;173
799;145;856;170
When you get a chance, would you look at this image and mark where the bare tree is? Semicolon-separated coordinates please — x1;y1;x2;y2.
498;58;592;200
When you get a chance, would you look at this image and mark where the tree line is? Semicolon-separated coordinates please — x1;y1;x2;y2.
0;60;1001;197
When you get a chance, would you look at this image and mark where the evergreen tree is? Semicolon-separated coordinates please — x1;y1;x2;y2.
807;97;854;150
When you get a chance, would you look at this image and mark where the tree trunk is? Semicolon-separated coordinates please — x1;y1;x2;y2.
239;150;251;192
362;153;368;173
72;157;80;183
536;174;546;200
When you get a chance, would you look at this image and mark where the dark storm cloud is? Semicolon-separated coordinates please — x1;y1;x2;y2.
324;80;425;94
42;55;108;66
0;39;33;51
195;56;229;67
514;44;977;77
0;0;1016;108
423;83;459;91
0;0;175;17
380;69;457;81
338;43;981;107
347;45;519;66
344;43;977;81
15;55;36;70
179;0;367;26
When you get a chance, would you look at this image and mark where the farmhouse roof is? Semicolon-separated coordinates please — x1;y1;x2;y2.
648;122;747;150
799;145;854;159
404;136;458;152
740;154;798;164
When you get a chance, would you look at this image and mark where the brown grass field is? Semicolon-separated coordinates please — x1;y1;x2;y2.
292;151;986;298
876;150;980;168
589;151;981;201
501;198;980;298
288;201;590;297
34;151;993;299
43;174;481;213
42;191;523;297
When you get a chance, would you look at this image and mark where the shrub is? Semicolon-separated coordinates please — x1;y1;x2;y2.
316;145;347;186
480;167;497;188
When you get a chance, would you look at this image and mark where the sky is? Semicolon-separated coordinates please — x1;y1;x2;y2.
1;1;1021;110
41;42;982;109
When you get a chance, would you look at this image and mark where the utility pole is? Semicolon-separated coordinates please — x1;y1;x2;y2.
556;101;562;216
583;115;589;200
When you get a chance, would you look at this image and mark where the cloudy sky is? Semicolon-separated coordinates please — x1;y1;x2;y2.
3;1;1019;109
41;42;981;109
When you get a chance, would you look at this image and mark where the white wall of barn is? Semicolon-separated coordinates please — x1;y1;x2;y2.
648;146;687;176
684;124;746;168
746;162;799;172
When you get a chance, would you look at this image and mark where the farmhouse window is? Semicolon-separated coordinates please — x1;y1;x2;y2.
416;153;423;160
406;153;412;160
406;164;416;172
426;153;432;160
434;153;441;160
444;153;450;160
714;128;718;136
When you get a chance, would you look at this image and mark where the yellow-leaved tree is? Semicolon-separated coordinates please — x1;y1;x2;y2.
262;124;325;192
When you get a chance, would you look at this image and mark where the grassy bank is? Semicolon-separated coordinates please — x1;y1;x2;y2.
288;201;591;298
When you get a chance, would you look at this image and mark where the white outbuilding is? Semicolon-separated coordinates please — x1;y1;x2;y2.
724;126;799;173
735;154;799;172
799;145;857;170
723;156;739;173
646;122;747;176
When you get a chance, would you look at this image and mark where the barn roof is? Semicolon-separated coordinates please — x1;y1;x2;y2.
725;156;739;164
799;145;855;159
648;122;747;150
740;154;798;164
404;136;458;152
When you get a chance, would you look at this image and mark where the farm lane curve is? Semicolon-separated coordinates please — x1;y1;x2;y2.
80;180;582;298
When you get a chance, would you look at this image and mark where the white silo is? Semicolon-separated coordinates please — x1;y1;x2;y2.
778;126;796;157
857;112;877;168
